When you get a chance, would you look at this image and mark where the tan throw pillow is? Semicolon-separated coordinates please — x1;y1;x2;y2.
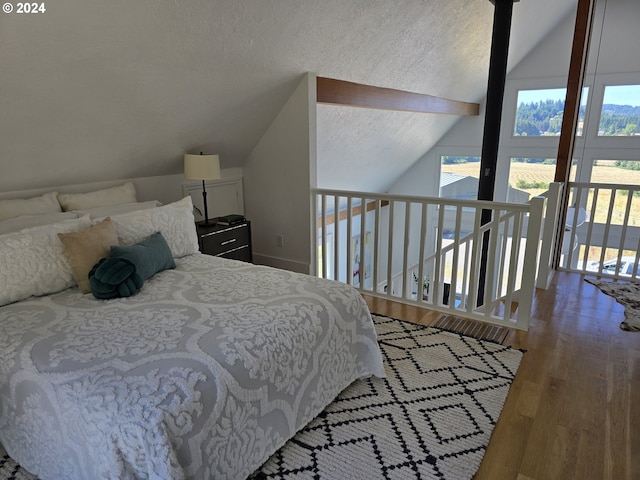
58;217;119;293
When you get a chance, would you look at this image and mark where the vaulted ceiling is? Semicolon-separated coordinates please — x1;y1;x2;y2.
0;0;576;193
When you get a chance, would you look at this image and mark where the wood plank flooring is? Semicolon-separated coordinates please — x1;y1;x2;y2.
363;271;640;480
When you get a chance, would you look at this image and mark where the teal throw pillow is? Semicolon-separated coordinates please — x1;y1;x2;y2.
110;231;176;281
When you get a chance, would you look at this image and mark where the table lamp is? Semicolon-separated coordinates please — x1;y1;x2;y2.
184;152;221;225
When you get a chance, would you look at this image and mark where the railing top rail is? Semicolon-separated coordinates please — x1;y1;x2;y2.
569;181;640;190
314;188;533;213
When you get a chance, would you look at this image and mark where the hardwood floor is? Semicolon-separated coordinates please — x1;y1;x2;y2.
363;271;640;480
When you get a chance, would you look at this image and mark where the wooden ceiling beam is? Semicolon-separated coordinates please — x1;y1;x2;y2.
316;77;479;116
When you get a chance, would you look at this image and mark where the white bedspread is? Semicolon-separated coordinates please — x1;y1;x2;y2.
0;254;385;480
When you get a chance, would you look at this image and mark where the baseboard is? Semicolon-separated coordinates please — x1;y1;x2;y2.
252;253;311;274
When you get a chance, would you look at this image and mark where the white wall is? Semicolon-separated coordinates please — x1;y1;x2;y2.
585;0;640;76
243;73;317;273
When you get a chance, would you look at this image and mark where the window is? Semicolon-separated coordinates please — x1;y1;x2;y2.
514;87;588;137
587;159;640;227
440;156;480;199
597;85;640;136
590;159;640;184
507;157;577;203
569;159;640;272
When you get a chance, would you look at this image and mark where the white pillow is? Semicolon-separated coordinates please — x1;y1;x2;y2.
108;196;199;258
73;200;162;220
0;216;92;307
57;182;137;211
0;212;79;235
0;192;62;221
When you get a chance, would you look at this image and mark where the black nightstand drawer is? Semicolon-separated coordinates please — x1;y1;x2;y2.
197;221;252;263
217;244;251;262
201;225;249;254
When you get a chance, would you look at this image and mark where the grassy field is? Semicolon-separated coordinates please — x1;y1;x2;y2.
442;162;557;198
442;161;640;187
442;161;640;225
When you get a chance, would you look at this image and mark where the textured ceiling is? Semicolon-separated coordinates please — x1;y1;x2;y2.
0;0;576;192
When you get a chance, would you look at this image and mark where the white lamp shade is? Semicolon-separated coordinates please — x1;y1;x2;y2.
184;154;221;180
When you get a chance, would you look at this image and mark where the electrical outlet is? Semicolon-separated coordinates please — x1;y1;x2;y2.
276;234;284;247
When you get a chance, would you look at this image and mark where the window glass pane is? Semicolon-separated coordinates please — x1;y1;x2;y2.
440;156;480;199
507;158;576;203
514;87;588;137
574;161;640;270
589;160;640;227
590;159;640;184
598;85;640;136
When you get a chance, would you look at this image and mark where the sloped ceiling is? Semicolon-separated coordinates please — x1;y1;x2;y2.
0;0;576;193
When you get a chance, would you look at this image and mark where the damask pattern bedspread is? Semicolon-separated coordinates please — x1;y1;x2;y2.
0;254;385;480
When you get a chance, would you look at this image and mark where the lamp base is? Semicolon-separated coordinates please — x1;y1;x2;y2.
196;218;216;228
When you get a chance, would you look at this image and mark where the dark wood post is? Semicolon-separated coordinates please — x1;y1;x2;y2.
477;0;517;306
553;0;596;267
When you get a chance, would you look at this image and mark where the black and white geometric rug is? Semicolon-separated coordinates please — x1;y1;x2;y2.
251;315;523;479
0;452;35;480
0;315;523;480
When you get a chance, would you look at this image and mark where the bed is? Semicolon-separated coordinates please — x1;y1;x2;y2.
0;186;385;480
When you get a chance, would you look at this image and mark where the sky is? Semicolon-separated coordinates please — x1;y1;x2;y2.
517;88;567;104
517;85;640;107
602;85;640;107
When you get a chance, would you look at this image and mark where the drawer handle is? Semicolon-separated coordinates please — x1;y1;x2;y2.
220;239;237;246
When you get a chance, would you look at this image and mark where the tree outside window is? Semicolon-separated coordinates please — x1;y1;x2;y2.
514;87;588;137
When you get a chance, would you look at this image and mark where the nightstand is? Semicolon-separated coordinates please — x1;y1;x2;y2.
196;221;253;263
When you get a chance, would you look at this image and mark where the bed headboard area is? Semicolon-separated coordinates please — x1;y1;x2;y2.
0;174;185;205
0;172;245;224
